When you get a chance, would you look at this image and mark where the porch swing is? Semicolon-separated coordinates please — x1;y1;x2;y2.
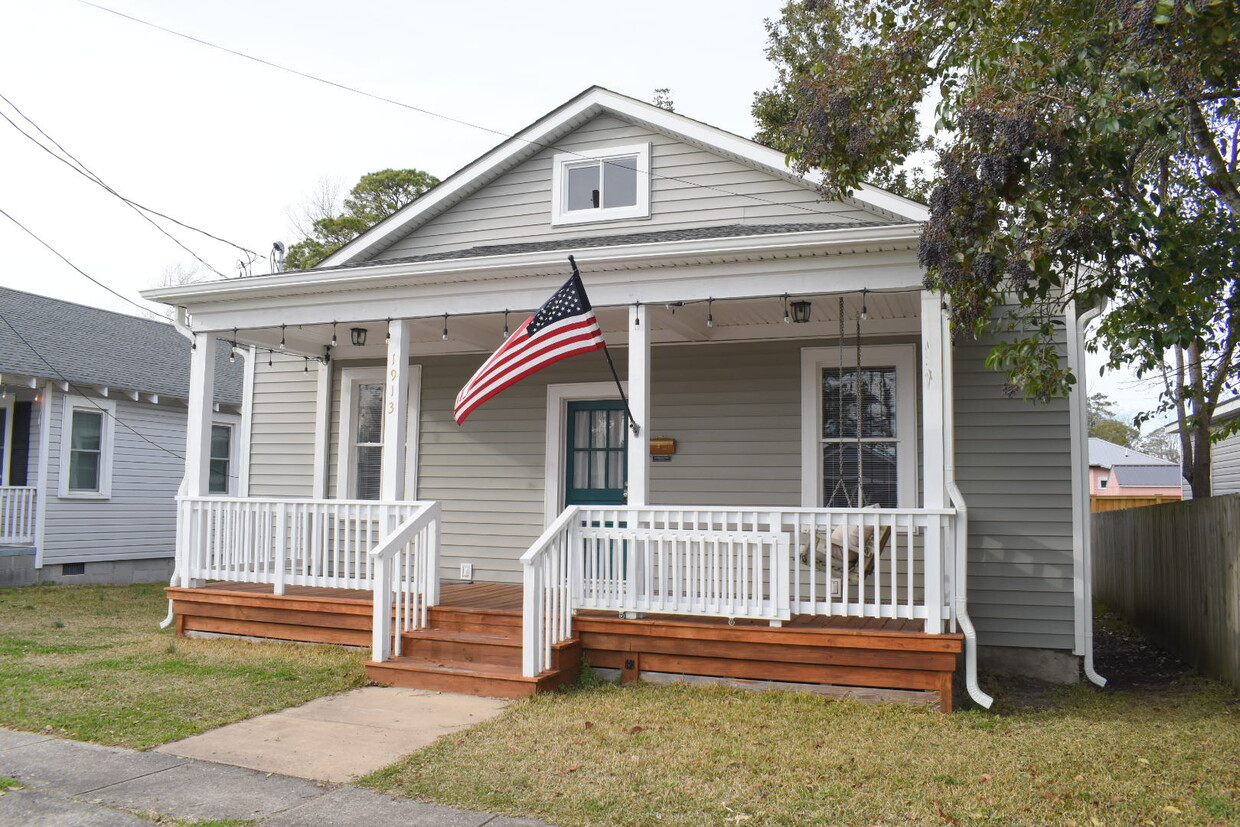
798;294;893;584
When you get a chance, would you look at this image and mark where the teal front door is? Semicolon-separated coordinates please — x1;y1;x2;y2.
565;400;628;506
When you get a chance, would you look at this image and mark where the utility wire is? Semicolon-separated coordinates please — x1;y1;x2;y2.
0;205;159;318
79;0;860;222
0;90;259;278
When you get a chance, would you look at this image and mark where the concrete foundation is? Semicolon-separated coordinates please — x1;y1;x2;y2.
979;645;1081;684
0;549;173;587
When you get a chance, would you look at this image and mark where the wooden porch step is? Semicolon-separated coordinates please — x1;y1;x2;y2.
400;628;581;671
365;654;580;699
425;605;522;634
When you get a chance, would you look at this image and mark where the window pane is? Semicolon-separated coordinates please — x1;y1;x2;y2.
607;451;624;489
822;367;896;439
823;442;897;508
71;410;103;451
591;410;607;448
602;157;638;208
69;450;100;491
590;450;606;488
574;410;589;449
566;164;600;211
607;411;625;448
210;425;231;461
209;458;229;493
356;446;382;500
573;449;588;488
356;384;384;444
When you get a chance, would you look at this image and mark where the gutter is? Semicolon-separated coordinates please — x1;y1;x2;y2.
940;305;994;709
1071;299;1108;688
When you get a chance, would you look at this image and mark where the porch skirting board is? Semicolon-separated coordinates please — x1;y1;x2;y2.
166;582;962;711
592;669;942;707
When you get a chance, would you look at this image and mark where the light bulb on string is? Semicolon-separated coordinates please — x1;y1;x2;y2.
502;310;509;339
782;294;790;324
385;319;391;344
330;321;338;348
706;298;714;329
442;314;449;341
860;289;869;321
278;325;286;350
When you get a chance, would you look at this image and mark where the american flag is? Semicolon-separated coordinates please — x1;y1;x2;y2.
454;271;606;425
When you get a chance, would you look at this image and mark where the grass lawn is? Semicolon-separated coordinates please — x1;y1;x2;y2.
0;582;365;750
363;673;1240;826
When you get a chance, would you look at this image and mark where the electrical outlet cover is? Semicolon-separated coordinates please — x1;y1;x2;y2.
460;563;473;580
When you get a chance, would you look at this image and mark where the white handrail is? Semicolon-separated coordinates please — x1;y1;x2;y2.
521;505;580;677
370;501;441;663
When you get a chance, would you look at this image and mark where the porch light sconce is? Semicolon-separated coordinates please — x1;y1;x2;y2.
350;327;367;346
791;300;812;324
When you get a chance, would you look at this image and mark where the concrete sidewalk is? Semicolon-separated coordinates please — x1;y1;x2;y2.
0;727;551;826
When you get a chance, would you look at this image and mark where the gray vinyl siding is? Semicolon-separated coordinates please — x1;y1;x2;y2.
374;114;883;262
953;333;1076;652
1211;432;1240;495
41;390;185;564
248;353;319;497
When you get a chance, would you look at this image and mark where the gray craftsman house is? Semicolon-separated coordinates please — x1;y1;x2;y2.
144;88;1105;710
0;287;242;585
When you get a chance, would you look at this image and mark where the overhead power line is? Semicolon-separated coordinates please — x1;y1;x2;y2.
0;90;260;279
78;0;852;222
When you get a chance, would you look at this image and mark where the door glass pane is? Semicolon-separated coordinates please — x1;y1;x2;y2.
607;451;624;489
356;446;382;500
356;384;384;443
602;157;638;208
607;411;624;447
71;410;102;451
574;410;589;448
566;164;600;211
590;449;606;488
591;410;607;448
573;450;589;487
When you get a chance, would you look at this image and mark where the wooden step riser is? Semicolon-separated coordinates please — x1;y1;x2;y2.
424;619;523;637
427;609;522;629
401;635;581;672
366;662;581;699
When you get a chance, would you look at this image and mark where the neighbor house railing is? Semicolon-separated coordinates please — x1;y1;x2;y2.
521;505;955;677
0;486;37;545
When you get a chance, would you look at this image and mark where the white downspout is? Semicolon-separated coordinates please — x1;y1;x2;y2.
161;307;196;629
941;303;994;708
1069;299;1108;687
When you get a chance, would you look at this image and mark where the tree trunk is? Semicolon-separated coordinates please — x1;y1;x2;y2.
1186;342;1213;499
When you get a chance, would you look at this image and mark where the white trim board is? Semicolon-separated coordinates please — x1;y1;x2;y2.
334;365;421;500
0;394;13;486
544;381;628;526
799;344;918;508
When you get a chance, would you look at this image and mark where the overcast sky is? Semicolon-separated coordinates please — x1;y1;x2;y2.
0;0;1160;425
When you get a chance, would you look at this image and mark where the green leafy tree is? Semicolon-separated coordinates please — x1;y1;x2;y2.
1092;419;1141;447
285;168;439;270
754;0;1240;496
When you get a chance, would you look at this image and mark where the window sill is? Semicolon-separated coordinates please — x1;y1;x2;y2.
57;492;111;501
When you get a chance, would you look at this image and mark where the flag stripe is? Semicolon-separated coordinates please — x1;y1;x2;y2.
454;271;608;425
455;319;604;414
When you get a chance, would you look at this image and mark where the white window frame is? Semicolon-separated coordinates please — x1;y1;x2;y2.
208;414;241;496
551;143;651;226
58;396;115;499
335;365;421;500
800;345;918;508
1098;476;1108;490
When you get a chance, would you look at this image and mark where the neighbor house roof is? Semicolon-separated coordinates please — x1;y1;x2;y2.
0;287;242;403
1111;464;1184;487
1087;437;1174;470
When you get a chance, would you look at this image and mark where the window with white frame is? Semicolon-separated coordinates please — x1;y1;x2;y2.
59;397;115;498
551;143;651;225
336;366;421;501
208;423;233;494
1099;476;1108;489
800;345;917;508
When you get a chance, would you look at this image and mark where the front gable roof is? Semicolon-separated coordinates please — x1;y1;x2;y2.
321;86;927;268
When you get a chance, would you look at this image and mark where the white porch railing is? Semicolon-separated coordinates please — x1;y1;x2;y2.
522;505;956;677
370;500;441;663
0;486;37;545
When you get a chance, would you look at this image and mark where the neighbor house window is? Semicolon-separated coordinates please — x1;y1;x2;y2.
551;143;651;225
1099;476;1108;490
801;346;917;508
59;397;115;498
209;424;233;494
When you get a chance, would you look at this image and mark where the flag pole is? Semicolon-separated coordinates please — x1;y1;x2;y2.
569;255;641;436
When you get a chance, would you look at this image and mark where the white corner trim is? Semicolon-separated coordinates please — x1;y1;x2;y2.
0;394;13;486
33;387;53;567
57;395;116;499
335;364;421;500
312;359;333;499
238;346;256;497
543;381;628;526
550;142;651;226
799;344;918;508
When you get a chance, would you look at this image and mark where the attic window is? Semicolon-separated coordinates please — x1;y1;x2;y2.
551;143;651;225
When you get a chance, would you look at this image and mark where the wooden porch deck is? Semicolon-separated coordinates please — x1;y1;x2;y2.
167;581;962;710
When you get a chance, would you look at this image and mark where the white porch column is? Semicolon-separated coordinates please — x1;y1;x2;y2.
920;291;946;634
626;304;650;506
381;319;411;501
185;332;217;498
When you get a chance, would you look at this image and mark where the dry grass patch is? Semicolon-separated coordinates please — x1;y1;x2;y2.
362;678;1239;826
0;583;365;749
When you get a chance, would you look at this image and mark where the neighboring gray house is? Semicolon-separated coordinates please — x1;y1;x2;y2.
1205;396;1240;496
0;287;243;585
145;88;1106;708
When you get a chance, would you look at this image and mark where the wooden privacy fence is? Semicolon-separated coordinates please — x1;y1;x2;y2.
1092;494;1240;689
1090;494;1180;513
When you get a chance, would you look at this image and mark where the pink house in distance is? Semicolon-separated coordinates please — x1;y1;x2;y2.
1088;438;1183;499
